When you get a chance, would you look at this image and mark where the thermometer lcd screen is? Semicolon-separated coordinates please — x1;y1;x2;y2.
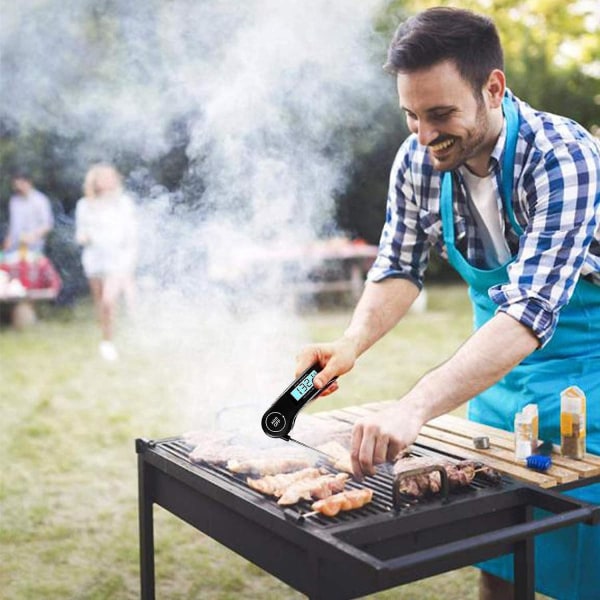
290;369;318;402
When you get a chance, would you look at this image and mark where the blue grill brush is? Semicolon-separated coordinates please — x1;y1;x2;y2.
525;454;552;471
525;440;553;471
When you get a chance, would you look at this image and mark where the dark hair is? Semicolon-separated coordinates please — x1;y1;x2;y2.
12;170;32;182
384;7;504;94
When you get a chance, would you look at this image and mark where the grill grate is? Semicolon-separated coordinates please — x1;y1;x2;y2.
158;438;508;528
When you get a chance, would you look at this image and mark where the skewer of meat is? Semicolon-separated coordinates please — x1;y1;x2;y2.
309;488;374;517
288;488;374;523
393;456;501;498
246;468;325;497
471;461;503;485
277;473;349;505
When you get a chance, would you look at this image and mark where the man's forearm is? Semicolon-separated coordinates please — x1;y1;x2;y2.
343;278;421;357
404;312;539;422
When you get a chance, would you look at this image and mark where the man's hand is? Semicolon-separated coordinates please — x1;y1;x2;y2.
295;279;421;398
350;400;426;478
350;312;539;479
295;336;359;396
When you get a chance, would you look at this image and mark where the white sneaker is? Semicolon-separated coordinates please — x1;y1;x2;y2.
99;341;119;362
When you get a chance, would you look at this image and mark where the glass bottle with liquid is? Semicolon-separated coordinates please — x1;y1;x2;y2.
561;386;586;460
522;404;538;448
514;410;535;460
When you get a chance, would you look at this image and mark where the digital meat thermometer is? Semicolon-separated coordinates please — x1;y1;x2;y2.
261;362;337;440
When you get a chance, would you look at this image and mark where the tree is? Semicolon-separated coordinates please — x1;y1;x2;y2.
342;0;599;246
377;0;600;132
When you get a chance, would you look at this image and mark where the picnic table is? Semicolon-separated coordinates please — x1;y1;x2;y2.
207;237;379;303
291;239;379;301
0;251;61;328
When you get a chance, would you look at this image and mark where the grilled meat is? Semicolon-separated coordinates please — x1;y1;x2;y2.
289;416;353;446
246;468;325;497
187;430;317;471
449;461;476;488
394;456;501;498
311;488;373;517
470;461;503;485
397;473;433;497
277;473;349;506
393;456;440;475
228;457;314;476
315;441;353;474
189;443;255;466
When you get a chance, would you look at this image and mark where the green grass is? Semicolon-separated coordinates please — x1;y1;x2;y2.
1;284;491;599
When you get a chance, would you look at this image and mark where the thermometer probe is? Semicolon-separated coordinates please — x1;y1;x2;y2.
261;362;337;441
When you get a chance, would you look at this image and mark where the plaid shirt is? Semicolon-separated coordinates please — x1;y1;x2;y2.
368;90;600;346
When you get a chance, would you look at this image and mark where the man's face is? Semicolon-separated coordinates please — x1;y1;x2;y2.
12;177;32;196
396;60;491;172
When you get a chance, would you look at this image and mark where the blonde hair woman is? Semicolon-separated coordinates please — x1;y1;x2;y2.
76;164;138;361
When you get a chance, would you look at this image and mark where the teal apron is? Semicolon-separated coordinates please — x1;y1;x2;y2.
440;96;600;600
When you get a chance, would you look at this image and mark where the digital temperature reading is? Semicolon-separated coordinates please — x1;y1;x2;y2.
261;362;337;439
290;369;318;401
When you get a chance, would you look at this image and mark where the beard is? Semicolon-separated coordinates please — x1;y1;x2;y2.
428;101;490;172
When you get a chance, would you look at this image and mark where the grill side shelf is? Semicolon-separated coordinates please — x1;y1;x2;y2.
318;406;600;489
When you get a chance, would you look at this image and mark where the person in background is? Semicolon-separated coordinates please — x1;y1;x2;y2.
296;7;599;600
3;172;54;253
75;164;138;362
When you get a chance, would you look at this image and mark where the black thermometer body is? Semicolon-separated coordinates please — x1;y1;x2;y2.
261;363;335;439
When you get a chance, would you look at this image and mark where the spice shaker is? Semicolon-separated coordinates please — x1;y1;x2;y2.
514;410;535;460
560;385;586;460
522;403;539;448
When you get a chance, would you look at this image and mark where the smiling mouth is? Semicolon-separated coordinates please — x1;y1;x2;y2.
429;138;456;153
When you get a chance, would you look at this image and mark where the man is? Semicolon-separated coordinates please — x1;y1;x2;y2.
3;172;54;253
296;8;599;600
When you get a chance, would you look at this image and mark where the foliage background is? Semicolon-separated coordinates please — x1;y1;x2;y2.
1;0;598;259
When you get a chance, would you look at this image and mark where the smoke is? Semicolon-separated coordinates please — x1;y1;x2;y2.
1;0;391;429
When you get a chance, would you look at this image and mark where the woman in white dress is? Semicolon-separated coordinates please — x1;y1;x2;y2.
76;164;138;361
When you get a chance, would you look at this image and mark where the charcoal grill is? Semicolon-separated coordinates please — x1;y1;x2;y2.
136;435;599;600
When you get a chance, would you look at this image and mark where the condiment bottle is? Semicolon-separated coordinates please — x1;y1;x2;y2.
514;411;534;460
560;386;586;460
522;404;539;449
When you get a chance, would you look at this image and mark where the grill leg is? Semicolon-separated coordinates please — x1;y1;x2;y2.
306;553;349;600
513;506;535;600
138;457;156;600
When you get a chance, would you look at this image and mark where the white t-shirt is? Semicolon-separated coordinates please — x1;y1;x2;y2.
459;167;511;268
75;193;137;277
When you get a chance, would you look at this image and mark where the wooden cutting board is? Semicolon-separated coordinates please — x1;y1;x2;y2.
315;400;600;489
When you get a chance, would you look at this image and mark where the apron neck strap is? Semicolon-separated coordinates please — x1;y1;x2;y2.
441;92;523;247
501;93;521;234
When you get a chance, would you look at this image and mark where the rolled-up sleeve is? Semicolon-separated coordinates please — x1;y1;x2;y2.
368;139;431;289
490;142;600;346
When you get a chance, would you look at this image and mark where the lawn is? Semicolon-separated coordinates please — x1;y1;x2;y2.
1;283;494;599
